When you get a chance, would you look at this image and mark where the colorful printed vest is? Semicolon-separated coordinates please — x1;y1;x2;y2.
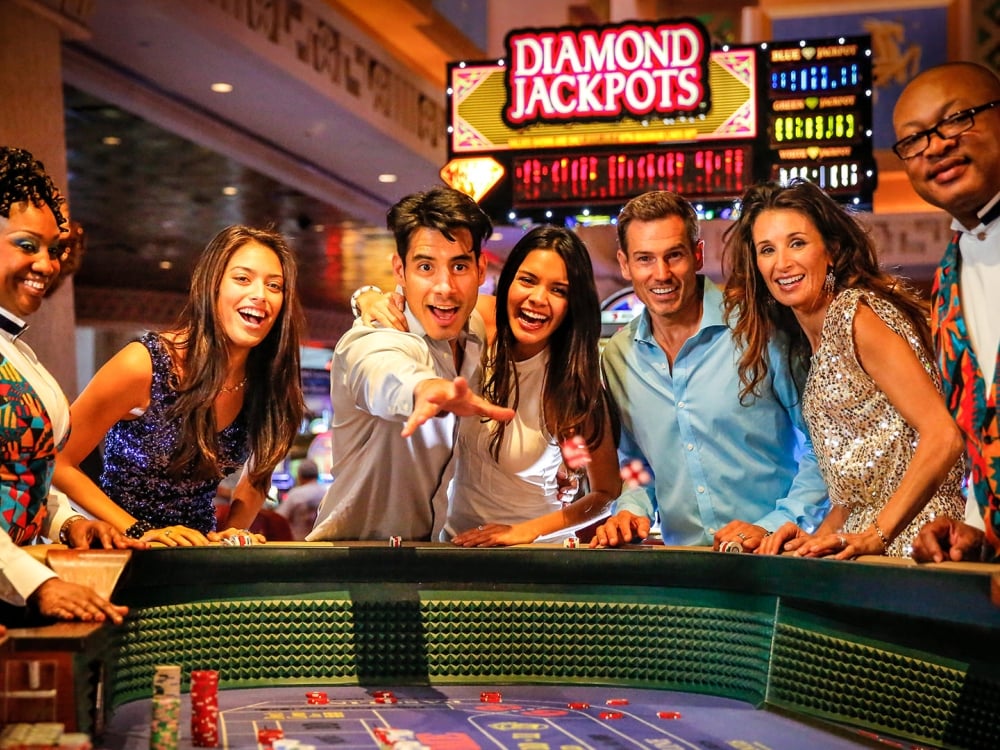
931;233;1000;553
0;355;65;545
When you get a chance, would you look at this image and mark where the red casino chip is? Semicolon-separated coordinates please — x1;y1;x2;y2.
374;694;398;704
657;710;683;719
605;698;629;705
567;701;590;710
257;728;284;747
373;727;415;744
305;691;329;705
599;710;624;720
479;691;503;703
190;671;220;747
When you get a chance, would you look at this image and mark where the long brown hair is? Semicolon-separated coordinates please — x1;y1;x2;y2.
485;225;610;460
166;225;305;491
723;179;931;402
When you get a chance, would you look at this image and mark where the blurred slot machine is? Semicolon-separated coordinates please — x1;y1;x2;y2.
601;288;645;348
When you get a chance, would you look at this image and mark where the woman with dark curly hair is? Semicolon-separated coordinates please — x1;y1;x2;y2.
0;146;140;623
723;179;965;558
54;225;306;546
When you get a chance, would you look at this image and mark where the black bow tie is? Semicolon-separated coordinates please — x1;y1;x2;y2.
0;314;28;339
979;199;1000;227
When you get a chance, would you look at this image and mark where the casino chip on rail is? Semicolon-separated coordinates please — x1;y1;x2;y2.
222;531;255;547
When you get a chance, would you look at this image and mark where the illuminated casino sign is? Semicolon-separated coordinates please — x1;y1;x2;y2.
504;21;711;126
762;37;876;200
443;25;876;218
513;144;751;205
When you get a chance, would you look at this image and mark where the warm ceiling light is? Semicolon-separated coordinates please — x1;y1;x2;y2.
378;174;398;183
211;82;234;93
102;136;121;146
222;186;238;196
159;260;173;270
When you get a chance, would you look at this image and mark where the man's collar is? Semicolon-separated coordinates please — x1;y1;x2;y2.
635;276;722;341
978;193;1000;227
0;308;28;340
951;190;1000;235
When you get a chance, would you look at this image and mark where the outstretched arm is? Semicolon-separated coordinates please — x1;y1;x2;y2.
403;376;515;438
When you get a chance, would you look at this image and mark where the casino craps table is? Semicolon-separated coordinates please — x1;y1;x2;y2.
101;684;902;749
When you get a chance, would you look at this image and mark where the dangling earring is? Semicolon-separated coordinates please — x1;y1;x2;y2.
823;267;836;295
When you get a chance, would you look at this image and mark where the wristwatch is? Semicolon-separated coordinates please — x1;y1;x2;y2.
350;285;382;319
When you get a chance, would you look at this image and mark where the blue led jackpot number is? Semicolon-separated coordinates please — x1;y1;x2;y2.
770;64;860;93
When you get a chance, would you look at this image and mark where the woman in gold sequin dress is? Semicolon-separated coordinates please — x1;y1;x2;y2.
723;180;965;558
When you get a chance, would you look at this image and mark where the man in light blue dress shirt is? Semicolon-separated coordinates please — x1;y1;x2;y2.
591;191;829;550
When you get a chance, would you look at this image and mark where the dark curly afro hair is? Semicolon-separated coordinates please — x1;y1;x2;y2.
0;146;67;230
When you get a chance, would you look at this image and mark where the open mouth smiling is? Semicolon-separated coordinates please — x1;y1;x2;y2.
238;307;266;325
776;275;805;287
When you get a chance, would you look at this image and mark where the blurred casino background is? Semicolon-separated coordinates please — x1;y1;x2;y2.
2;0;997;485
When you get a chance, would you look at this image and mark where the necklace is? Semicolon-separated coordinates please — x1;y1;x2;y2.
220;376;248;394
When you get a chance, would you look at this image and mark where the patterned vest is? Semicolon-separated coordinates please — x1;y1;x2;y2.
0;355;66;545
931;232;1000;551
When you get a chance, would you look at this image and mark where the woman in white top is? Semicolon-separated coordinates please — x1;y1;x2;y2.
448;226;620;545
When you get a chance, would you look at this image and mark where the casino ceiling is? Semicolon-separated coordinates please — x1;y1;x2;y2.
57;0;944;344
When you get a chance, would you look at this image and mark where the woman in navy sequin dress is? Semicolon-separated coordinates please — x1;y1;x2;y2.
53;226;305;545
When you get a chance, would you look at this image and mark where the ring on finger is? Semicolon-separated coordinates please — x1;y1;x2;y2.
737;532;748;541
164;530;172;536
477;525;484;531
837;535;847;548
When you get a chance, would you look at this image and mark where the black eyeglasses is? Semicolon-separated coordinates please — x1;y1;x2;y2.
893;99;1000;159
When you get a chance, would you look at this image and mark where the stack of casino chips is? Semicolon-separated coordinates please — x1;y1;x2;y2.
150;665;181;750
190;669;220;747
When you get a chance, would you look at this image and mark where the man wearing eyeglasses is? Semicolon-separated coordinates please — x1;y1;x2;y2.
892;62;1000;564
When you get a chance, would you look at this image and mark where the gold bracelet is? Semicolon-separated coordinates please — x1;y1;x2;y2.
872;521;890;554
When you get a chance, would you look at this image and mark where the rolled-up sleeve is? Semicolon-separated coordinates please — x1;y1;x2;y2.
338;327;440;422
0;533;56;607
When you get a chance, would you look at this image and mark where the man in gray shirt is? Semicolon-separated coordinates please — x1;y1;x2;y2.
308;187;514;541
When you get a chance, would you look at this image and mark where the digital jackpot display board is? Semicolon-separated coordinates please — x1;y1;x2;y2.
762;37;876;202
444;24;875;218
